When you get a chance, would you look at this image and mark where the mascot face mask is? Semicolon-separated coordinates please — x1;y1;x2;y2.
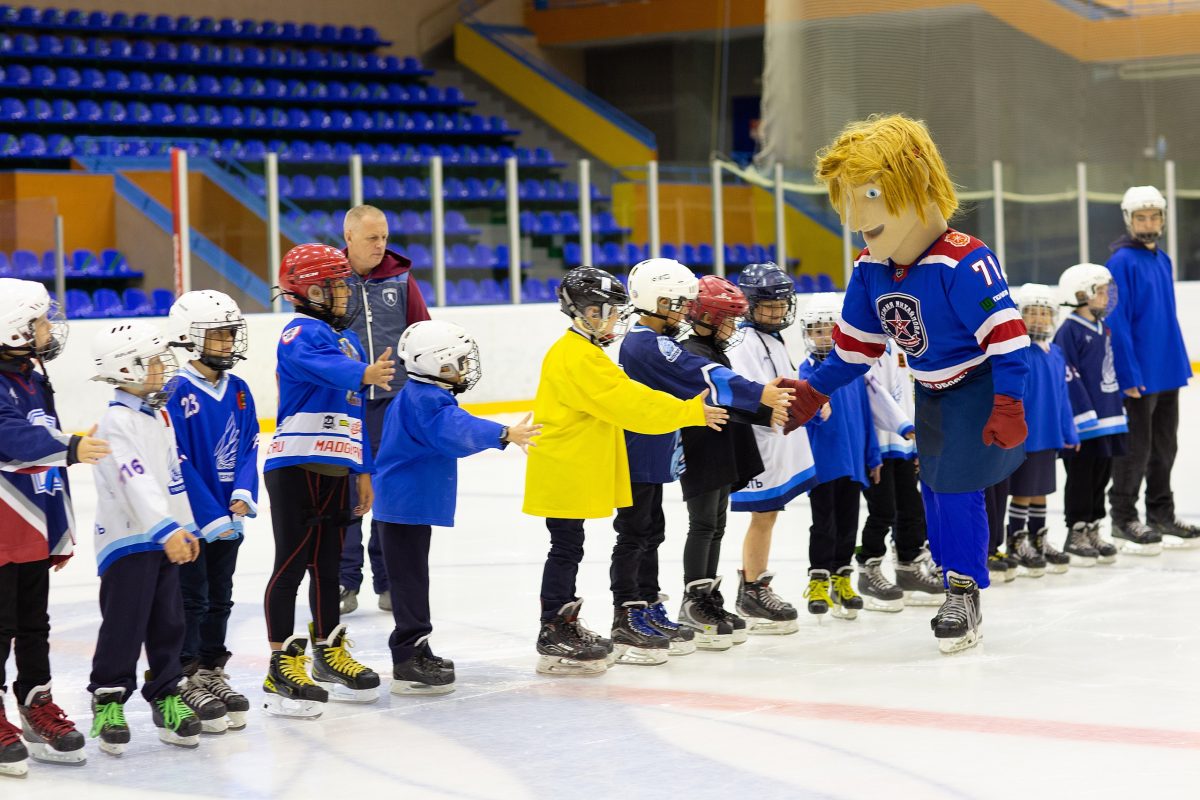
845;180;927;264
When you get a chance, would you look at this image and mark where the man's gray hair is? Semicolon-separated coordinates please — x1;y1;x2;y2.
344;204;386;233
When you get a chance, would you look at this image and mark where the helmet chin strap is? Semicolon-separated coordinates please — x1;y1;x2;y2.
407;371;466;395
1133;230;1161;244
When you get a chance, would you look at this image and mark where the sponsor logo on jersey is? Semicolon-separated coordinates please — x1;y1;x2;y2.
337;337;358;360
876;293;928;357
657;337;682;362
237;390;246;410
350;419;362;436
382;287;398;307
322;415;336;430
944;231;972;248
281;326;300;344
980;289;1009;311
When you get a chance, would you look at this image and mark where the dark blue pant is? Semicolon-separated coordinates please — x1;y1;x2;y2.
88;550;186;703
378;522;432;663
179;536;242;667
541;518;586;621
611;482;665;605
340;397;391;594
0;559;50;701
921;483;990;589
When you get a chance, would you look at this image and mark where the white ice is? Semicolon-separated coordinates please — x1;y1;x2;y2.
7;396;1200;800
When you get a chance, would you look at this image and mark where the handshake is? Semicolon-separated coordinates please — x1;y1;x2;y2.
759;378;829;434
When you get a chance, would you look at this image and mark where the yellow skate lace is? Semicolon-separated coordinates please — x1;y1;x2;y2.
831;574;859;602
280;653;319;686
89;702;125;738
323;636;368;677
803;579;832;604
156;695;195;730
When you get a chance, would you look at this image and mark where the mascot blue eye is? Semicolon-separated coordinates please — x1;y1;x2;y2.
865;188;882;199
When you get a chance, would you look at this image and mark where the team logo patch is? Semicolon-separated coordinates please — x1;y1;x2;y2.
237;390;246;410
281;326;300;344
382;287;398;307
944;231;972;248
657;337;682;363
337;337;358;360
876;293;928;358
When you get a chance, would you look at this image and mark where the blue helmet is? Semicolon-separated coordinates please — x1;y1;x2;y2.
737;262;796;333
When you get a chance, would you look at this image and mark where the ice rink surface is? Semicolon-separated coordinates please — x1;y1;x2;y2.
7;393;1200;800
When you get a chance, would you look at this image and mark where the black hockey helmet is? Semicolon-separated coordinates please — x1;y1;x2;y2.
557;266;630;347
737;262;796;333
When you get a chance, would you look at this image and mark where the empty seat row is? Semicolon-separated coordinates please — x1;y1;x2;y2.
290;210;480;240
0;7;385;46
0;66;469;107
423;277;559;307
0;248;141;279
406;244;526;271
520;210;629;237
0;34;423;74
254;174;603;204
562;242;788;271
64;287;172;319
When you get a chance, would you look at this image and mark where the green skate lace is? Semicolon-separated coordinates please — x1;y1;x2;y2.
279;652;319;686
322;635;368;677
803;578;832;605
156;695;196;730
831;574;859;602
89;702;126;738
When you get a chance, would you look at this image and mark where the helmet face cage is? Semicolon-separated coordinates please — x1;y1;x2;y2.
291;278;360;332
802;313;838;359
449;341;483;394
37;299;68;362
188;319;248;371
746;294;796;333
1083;278;1118;319
739;263;797;333
112;347;180;409
1019;299;1058;343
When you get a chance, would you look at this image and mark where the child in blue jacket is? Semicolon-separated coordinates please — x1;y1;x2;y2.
374;320;539;695
798;294;881;621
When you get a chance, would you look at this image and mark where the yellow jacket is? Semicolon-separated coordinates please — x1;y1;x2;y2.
523;329;707;519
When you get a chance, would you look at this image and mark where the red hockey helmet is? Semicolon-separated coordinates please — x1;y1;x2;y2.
688;275;749;349
275;243;358;330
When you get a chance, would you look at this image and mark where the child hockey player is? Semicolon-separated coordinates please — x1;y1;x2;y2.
1003;285;1079;577
0;280;104;776
262;244;394;716
615;258;793;657
165;290;259;732
678;276;775;649
374;320;539;695
789;115;1031;654
524;266;727;675
1055;263;1128;563
726;264;814;635
798;293;881;621
88;321;205;755
857;341;943;608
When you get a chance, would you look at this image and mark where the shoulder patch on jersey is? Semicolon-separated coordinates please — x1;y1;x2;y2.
281;326;300;344
944;231;972;248
657;337;683;362
876;293;929;358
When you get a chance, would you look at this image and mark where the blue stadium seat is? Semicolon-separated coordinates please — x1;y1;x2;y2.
660;243;679;261
473;244;497;269
447;243;474;270
696;243;714;268
19;133;45;157
602;242;623;269
407;244;432;270
816;273;836;292
558;211;580;236
149;288;173;316
91;288;123;318
65;289;94;319
122;288;153;316
563;241;582;266
11;250;41;278
536;211;560;236
796;274;816;293
71;249;99;276
520;210;537;236
0;253;12;278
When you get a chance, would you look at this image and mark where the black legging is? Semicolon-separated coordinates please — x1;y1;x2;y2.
264;466;351;644
683;485;730;583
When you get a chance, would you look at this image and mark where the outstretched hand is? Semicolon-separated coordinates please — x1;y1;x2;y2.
504;413;542;453
696;389;729;431
77;424;111;464
776;379;829;434
363;346;396;391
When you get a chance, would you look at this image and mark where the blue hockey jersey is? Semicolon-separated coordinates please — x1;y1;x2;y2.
1105;237;1192;395
265;313;374;474
0;364;76;566
165;364;260;542
372;379;506;528
799;357;881;488
1053;314;1128;441
1021;343;1078;453
807;230;1030;400
618;324;764;484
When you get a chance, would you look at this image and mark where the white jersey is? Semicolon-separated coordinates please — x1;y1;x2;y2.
865;342;917;459
92;390;196;575
726;326;816;511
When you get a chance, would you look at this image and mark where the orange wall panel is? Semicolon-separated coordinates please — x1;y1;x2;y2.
0;172;116;255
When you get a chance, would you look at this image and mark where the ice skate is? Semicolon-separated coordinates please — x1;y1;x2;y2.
611;601;670;665
89;688;129;756
1111;520;1162;556
804;570;832;617
707;577;748;644
1032;529;1070;574
931;572;982;655
195;653;250;730
644;595;697;655
678;579;734;650
339;586;358;615
310;623;381;703
736;570;799;634
180;662;229;734
392;635;455;695
895;552;944;606
1155;518;1200;550
987;550;1016;583
1008;530;1046;578
262;635;328;718
830;568;863;620
152;689;202;748
856;558;904;612
17;684;86;765
0;690;29;777
1084;522;1117;564
535;600;610;676
378;591;393;612
1065;522;1099;565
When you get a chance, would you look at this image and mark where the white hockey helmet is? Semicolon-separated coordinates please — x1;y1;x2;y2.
626;258;698;316
1121;185;1167;242
168;290;248;372
91;321;179;408
1058;263;1117;318
1014;283;1059;342
397;319;481;394
800;292;842;358
0;278;67;361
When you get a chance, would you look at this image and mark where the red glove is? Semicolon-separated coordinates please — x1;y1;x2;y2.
982;395;1027;449
777;378;829;434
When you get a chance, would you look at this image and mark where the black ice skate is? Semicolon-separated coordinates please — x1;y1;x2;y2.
856;558;904;613
930;572;982;655
894;553;944;606
263;635;328;719
1155;518;1200;550
310;623;381;703
535;599;610;676
644;595;697;655
804;569;832;617
708;578;748;644
1111;520;1162;556
830;568;864;620
0;689;29;778
1084;522;1117;564
392;635;456;696
152;688;202;748
678;579;733;650
611;601;670;665
339;585;358;615
987;550;1016;582
180;661;229;734
1008;530;1046;578
17;684;86;766
736;570;799;634
89;688;130;757
1031;529;1070;574
1064;522;1100;566
195;653;250;730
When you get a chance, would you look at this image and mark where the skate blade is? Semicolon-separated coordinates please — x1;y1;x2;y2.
667;640;697;656
0;760;29;778
390;680;455;696
937;627;983;655
99;740;126;756
831;606;859;620
535;655;608;676
1045;563;1069;574
1017;567;1046;579
200;716;229;735
863;596;905;613
902;591;944;607
731;630;749;645
315;681;380;704
1162;535;1200;550
1068;553;1097;566
157;730;200;748
262;695;324;719
24;741;86;766
612;644;669;666
691;633;733;651
1002;571;1017;583
745;618;800;635
226;711;247;730
1115;540;1162;556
